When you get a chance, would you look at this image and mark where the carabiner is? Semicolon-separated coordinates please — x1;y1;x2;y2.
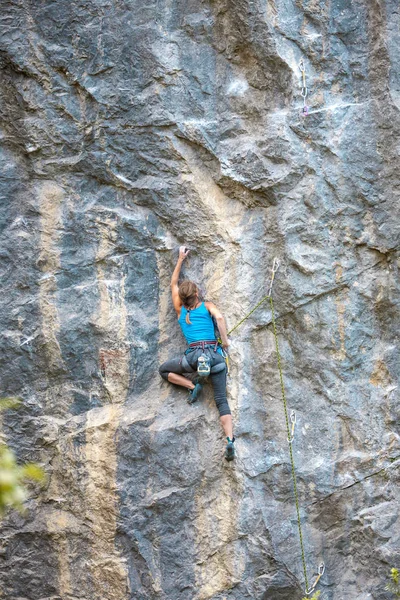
305;562;325;595
268;257;280;297
271;257;280;275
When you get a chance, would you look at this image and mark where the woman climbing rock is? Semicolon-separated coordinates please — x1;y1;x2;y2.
159;246;235;461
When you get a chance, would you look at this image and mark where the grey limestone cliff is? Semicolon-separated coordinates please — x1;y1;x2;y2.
0;1;399;599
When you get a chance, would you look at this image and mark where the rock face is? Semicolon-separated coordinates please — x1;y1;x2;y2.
0;1;399;599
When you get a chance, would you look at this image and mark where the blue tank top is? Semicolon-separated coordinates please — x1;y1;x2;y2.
178;302;217;344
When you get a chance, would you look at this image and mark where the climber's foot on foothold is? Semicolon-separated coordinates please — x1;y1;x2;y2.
188;383;203;404
225;437;235;462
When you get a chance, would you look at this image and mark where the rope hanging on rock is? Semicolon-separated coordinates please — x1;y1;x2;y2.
227;258;280;336
269;293;309;591
225;258;324;595
270;293;326;595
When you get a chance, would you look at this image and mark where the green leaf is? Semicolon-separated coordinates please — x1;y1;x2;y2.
19;463;46;483
0;397;22;412
302;590;321;600
386;568;400;598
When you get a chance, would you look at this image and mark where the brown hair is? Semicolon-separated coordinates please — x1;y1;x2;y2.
179;281;199;324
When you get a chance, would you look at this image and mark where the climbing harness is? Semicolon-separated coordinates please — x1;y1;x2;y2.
187;340;219;352
299;59;309;116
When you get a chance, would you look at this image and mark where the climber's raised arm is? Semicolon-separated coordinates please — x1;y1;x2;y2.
171;246;189;314
205;301;230;350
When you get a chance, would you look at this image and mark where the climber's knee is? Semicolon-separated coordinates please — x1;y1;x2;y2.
159;356;190;381
159;364;170;381
217;400;231;417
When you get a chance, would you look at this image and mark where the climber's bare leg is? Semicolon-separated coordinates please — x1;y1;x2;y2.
220;414;233;440
168;373;195;390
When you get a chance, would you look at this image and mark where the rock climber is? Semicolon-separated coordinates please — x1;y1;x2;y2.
159;246;235;461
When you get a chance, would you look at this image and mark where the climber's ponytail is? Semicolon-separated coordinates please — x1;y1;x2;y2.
178;281;198;324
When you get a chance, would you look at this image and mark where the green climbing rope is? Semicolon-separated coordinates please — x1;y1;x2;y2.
223;259;323;595
227;258;280;337
227;293;270;336
269;295;310;593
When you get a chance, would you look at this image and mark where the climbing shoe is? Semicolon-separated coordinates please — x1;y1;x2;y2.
225;437;235;462
188;382;203;404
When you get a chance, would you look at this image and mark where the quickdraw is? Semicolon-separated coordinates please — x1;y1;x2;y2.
305;563;325;596
299;58;309;116
288;410;296;444
268;257;280;298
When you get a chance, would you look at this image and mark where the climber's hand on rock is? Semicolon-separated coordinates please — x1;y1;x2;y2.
179;246;189;261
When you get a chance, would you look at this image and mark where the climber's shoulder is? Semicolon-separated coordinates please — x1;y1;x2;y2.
205;301;222;318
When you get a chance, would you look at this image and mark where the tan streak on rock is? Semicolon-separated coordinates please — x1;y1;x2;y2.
194;476;244;600
84;216;129;599
204;254;234;303
37;182;76;595
45;508;83;596
95;217;129;400
95;219;126;333
169;135;244;235
157;254;172;349
332;266;347;361
369;360;392;387
84;405;128;599
335;262;343;283
37;182;64;372
332;292;347;361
